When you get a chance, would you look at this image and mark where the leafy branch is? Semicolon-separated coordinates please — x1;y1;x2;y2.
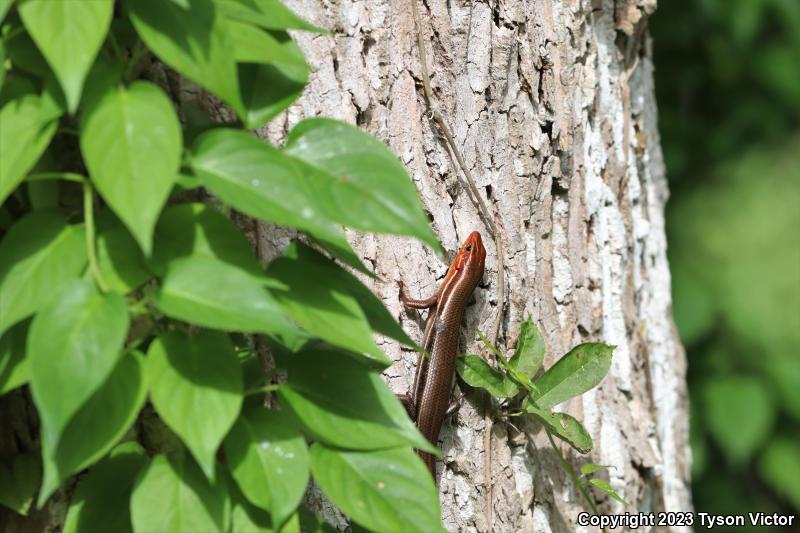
456;319;628;515
0;0;446;531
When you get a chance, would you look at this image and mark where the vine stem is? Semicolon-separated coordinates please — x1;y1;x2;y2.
409;2;507;530
27;172;86;183
244;384;281;397
82;181;109;293
545;428;606;533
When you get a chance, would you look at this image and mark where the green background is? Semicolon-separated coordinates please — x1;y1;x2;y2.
651;0;800;524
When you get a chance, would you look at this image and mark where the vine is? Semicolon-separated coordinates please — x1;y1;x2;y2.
0;0;445;531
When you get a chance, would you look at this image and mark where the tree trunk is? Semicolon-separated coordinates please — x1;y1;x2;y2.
260;0;692;531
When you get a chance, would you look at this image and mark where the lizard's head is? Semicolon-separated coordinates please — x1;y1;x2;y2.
452;231;486;280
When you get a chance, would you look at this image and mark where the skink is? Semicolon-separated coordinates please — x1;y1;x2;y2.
399;231;486;475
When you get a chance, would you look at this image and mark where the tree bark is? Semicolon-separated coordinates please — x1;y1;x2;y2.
259;0;692;531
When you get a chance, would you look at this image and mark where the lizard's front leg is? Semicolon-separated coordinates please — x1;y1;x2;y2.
398;280;439;309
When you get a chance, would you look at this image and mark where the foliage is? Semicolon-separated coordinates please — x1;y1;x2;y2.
455;320;623;509
0;0;445;531
652;0;800;519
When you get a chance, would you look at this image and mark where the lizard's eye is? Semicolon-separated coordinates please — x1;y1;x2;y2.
465;244;472;252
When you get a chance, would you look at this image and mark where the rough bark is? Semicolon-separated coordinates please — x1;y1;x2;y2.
258;0;692;531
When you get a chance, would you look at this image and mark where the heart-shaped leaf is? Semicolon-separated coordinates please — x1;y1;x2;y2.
62;442;147;533
0;94;60;204
130;454;230;533
146;330;243;480
154;256;306;349
310;444;444;533
280;242;414;347
266;252;386;364
149;203;263;277
18;0;113;112
190;128;369;274
80;80;181;254
0;211;86;337
127;0;243;117
277;349;436;453
29;281;129;455
284;118;439;250
224;407;309;529
39;351;148;505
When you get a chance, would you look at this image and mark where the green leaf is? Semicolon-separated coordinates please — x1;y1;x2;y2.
239;62;306;129
310;233;373;276
29;281;129;454
0;0;13;23
284;118;439;250
0;321;29;395
190;128;369;274
149;203;263;277
231;24;308;128
96;222;153;294
147;330;243;480
18;0;113;112
0;94;60;203
523;401;593;453
532;343;613;409
509;318;545;378
27;179;59;209
3;22;50;76
224;407;309;529
39;351;148;506
758;437;800;510
703;376;775;464
588;478;629;506
0;211;86;337
228;476;272;533
80;80;182;254
266;248;386;363
281;242;414;347
310;444;444;533
455;355;519;398
127;0;243;117
0;452;40;516
215;0;326;32
154;256;306;349
767;354;800;421
62;442;147;533
277;349;436;453
130;454;231;533
231;25;307;76
0;40;6;92
580;463;612;478
0;77;36;108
